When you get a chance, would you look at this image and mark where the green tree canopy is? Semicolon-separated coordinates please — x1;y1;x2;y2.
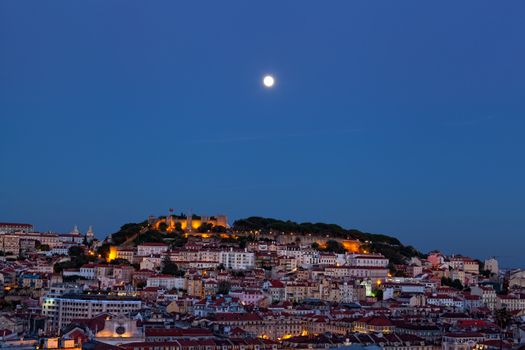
441;277;464;290
161;257;184;276
217;280;231;295
494;307;513;329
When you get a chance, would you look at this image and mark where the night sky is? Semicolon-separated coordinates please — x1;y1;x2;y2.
1;1;524;268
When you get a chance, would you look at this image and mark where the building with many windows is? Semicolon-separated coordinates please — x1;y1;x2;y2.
137;243;169;256
0;222;33;234
219;249;255;270
41;294;142;331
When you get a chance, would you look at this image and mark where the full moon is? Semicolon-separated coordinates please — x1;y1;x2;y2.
263;75;275;88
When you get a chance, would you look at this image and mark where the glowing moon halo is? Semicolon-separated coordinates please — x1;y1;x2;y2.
263;75;275;88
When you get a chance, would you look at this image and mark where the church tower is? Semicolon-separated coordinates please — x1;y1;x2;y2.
71;225;80;235
86;226;95;242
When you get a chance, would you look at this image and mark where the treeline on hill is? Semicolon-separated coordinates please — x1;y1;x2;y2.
100;216;423;266
96;221;187;259
108;221;186;246
110;222;148;245
233;216;424;264
54;246;97;273
109;220;226;247
233;217;401;245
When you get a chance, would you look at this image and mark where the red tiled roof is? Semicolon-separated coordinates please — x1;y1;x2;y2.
270;280;284;288
479;340;512;349
145;328;213;337
457;320;488;328
0;329;13;336
0;222;32;227
444;332;484;338
71;313;111;333
208;312;262;322
355;316;394;327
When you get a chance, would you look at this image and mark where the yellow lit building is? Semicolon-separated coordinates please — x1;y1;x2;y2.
107;246;118;262
186;276;204;297
154;214;228;233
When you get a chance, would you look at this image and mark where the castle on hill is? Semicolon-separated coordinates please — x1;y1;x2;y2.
149;212;228;232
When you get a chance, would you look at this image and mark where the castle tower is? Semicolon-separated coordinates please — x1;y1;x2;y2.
216;215;228;228
168;208;174;231
86;226;95;242
187;210;193;232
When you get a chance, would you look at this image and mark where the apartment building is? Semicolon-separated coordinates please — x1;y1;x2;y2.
0;222;33;234
146;275;185;290
137;243;169;256
42;294;142;330
219;249;255;270
347;254;389;268
471;286;497;310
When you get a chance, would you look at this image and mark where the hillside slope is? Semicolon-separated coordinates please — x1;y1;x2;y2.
233;216;424;264
101;216;425;266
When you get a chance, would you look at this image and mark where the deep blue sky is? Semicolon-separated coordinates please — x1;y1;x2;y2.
1;1;524;267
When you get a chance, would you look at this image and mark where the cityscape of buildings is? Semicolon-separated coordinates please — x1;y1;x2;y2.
1;216;525;350
3;2;524;350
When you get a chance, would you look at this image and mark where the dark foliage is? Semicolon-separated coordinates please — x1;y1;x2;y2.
54;246;96;273
198;223;214;233
134;230;164;245
322;240;346;254
441;277;464;290
161;257;185;277
110;222;147;245
217;281;231;295
233;217;401;245
234;216;423;263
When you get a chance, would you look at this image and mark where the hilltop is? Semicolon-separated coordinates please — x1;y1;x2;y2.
98;215;424;267
232;217;424;265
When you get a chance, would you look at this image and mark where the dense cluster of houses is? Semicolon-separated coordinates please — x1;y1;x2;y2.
1;222;525;350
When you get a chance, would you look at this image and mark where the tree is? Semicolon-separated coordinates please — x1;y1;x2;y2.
373;289;384;301
158;222;168;232
212;225;226;233
134;230;164;244
441;277;464;290
54;246;90;273
68;246;85;257
39;244;51;252
324;240;346;254
110;222;146;245
494;307;512;329
231;270;245;277
480;269;492;278
311;242;320;250
238;238;248;249
217;281;231;295
162;257;184;276
197;223;213;233
494;307;512;350
168;235;188;248
63;275;83;282
109;258;130;265
97;243;111;260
